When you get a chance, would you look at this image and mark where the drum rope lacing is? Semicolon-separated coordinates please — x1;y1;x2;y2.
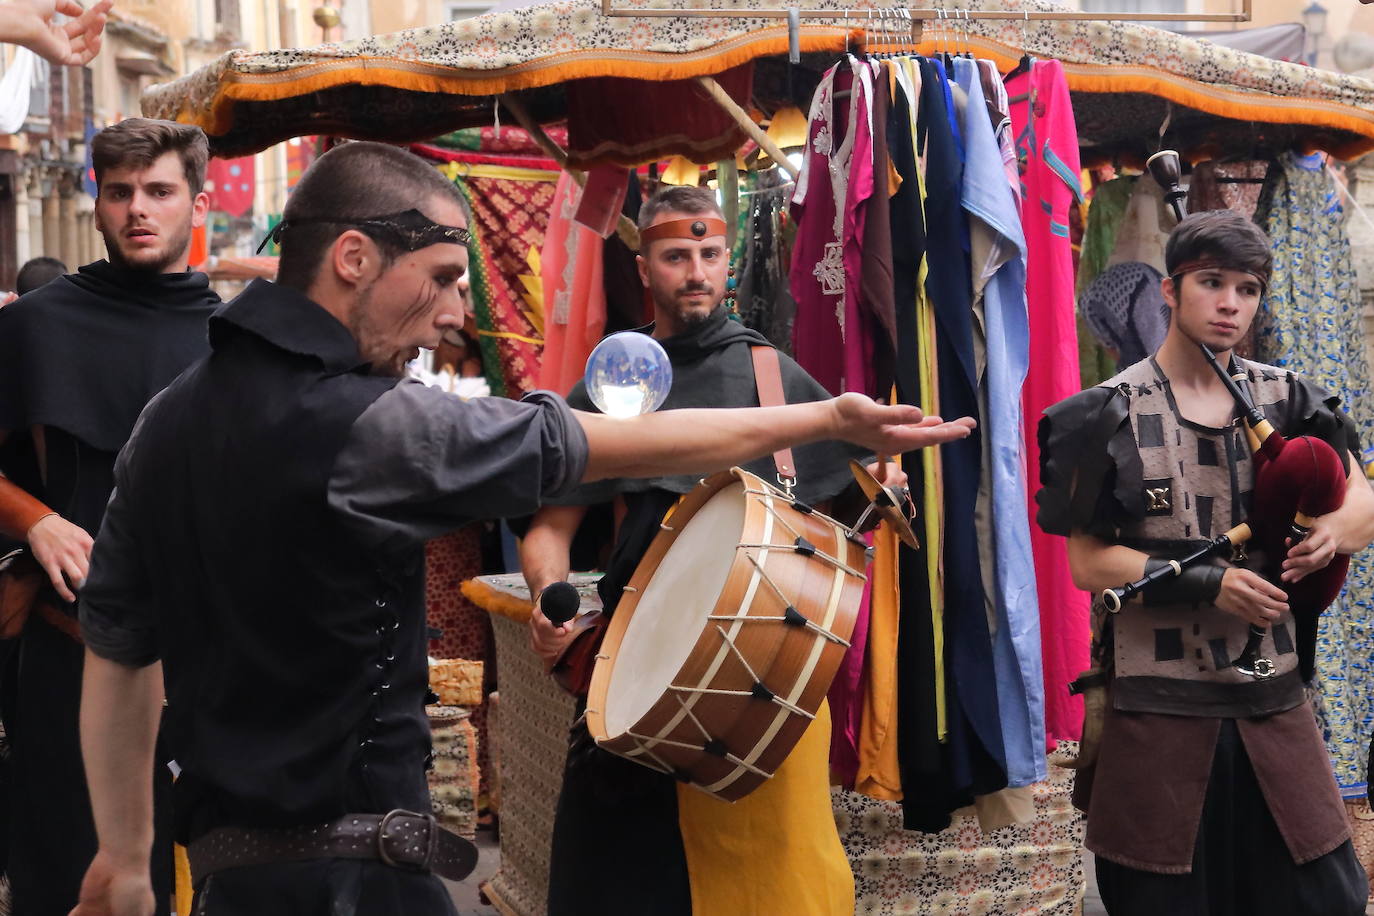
736;543;866;580
716;553;852;646
662;624;816;720
749;492;877;570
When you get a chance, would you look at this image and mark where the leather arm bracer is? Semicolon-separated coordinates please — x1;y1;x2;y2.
1140;557;1226;607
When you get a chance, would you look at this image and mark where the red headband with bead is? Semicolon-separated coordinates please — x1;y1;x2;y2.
639;217;728;245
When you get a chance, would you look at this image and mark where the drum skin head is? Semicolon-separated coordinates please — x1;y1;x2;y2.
585;468;866;801
603;481;747;737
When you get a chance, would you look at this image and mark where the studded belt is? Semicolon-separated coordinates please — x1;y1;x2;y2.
185;809;478;885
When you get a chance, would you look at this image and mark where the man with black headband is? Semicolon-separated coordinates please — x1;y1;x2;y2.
1036;209;1374;914
0;117;216;916
69;146;972;916
520;185;904;916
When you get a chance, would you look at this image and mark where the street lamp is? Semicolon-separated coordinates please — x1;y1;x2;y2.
1303;0;1328;66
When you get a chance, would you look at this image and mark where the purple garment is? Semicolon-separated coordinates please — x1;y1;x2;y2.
790;57;875;397
827;532;873;787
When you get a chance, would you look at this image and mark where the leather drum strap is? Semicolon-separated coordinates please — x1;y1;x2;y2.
749;345;796;482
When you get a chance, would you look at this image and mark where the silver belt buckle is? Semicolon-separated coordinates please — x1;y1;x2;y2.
377;808;437;872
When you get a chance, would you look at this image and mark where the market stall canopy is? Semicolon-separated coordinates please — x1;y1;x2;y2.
142;0;1374;162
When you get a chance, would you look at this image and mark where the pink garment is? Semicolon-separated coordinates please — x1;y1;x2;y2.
539;172;608;395
790;57;876;397
1007;60;1090;748
828;531;873;788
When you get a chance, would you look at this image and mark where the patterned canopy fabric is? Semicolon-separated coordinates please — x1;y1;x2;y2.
142;0;1374;161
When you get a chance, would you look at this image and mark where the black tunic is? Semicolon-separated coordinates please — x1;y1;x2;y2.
79;279;588;913
0;260;217;916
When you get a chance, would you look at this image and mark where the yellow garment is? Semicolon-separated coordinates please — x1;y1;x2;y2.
175;843;193;915
677;700;854;916
855;522;902;801
900;55;948;743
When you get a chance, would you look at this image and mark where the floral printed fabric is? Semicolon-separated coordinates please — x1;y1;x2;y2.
833;744;1085;916
1254;151;1374;797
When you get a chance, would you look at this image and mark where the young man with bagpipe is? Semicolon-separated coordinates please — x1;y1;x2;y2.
1036;208;1374;915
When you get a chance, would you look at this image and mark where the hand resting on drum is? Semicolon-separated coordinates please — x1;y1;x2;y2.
576;392;975;484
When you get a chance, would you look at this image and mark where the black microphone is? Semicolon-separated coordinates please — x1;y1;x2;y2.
538;581;581;627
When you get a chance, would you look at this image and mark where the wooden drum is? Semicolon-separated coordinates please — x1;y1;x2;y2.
586;468;866;801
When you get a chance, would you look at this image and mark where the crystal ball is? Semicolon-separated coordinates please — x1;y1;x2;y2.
584;332;673;418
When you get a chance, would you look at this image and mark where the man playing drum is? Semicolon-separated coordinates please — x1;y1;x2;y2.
71;144;973;916
521;186;915;916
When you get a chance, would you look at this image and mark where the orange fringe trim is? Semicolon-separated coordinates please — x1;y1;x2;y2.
460;577;534;624
185;29;848;135
179;27;1374;159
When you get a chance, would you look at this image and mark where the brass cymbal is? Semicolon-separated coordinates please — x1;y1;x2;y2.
848;459;919;550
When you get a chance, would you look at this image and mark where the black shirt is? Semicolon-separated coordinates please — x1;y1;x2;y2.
79;279;587;841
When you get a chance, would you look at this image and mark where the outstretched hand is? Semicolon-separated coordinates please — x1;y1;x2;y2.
831;393;976;456
4;0;112;67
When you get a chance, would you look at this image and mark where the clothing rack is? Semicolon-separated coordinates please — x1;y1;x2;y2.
598;0;1251;23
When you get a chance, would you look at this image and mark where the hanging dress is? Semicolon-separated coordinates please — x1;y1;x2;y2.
1007;58;1090;750
539;171;610;394
790;56;875;397
954;56;1045;789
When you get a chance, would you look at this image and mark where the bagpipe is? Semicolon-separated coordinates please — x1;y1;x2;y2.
1098;152;1351;681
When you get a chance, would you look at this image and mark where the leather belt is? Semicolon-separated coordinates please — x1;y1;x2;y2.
186;809;478;885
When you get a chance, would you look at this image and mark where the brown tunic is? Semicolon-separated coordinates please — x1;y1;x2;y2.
1058;357;1352;872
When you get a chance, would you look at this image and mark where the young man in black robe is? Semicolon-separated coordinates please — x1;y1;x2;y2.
0;118;216;916
520;186;908;915
68;144;972;916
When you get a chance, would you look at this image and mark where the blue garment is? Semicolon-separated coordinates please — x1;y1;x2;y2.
898;57;1007;835
954;58;1046;787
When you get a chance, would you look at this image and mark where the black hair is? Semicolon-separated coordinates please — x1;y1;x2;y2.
1164;209;1272;284
276;141;468;291
15;256;67;295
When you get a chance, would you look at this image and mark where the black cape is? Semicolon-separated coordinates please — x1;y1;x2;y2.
0;260;219;454
555;305;865;507
0;260;217;543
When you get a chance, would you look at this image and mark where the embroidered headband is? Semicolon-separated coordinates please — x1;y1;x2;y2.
639;217;728;246
255;208;472;255
1168;258;1268;292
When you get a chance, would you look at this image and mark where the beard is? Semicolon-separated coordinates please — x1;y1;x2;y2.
348;282;409;378
101;220;194;275
652;282;719;330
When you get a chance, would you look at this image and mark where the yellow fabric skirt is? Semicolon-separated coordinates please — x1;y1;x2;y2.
676;700;855;916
